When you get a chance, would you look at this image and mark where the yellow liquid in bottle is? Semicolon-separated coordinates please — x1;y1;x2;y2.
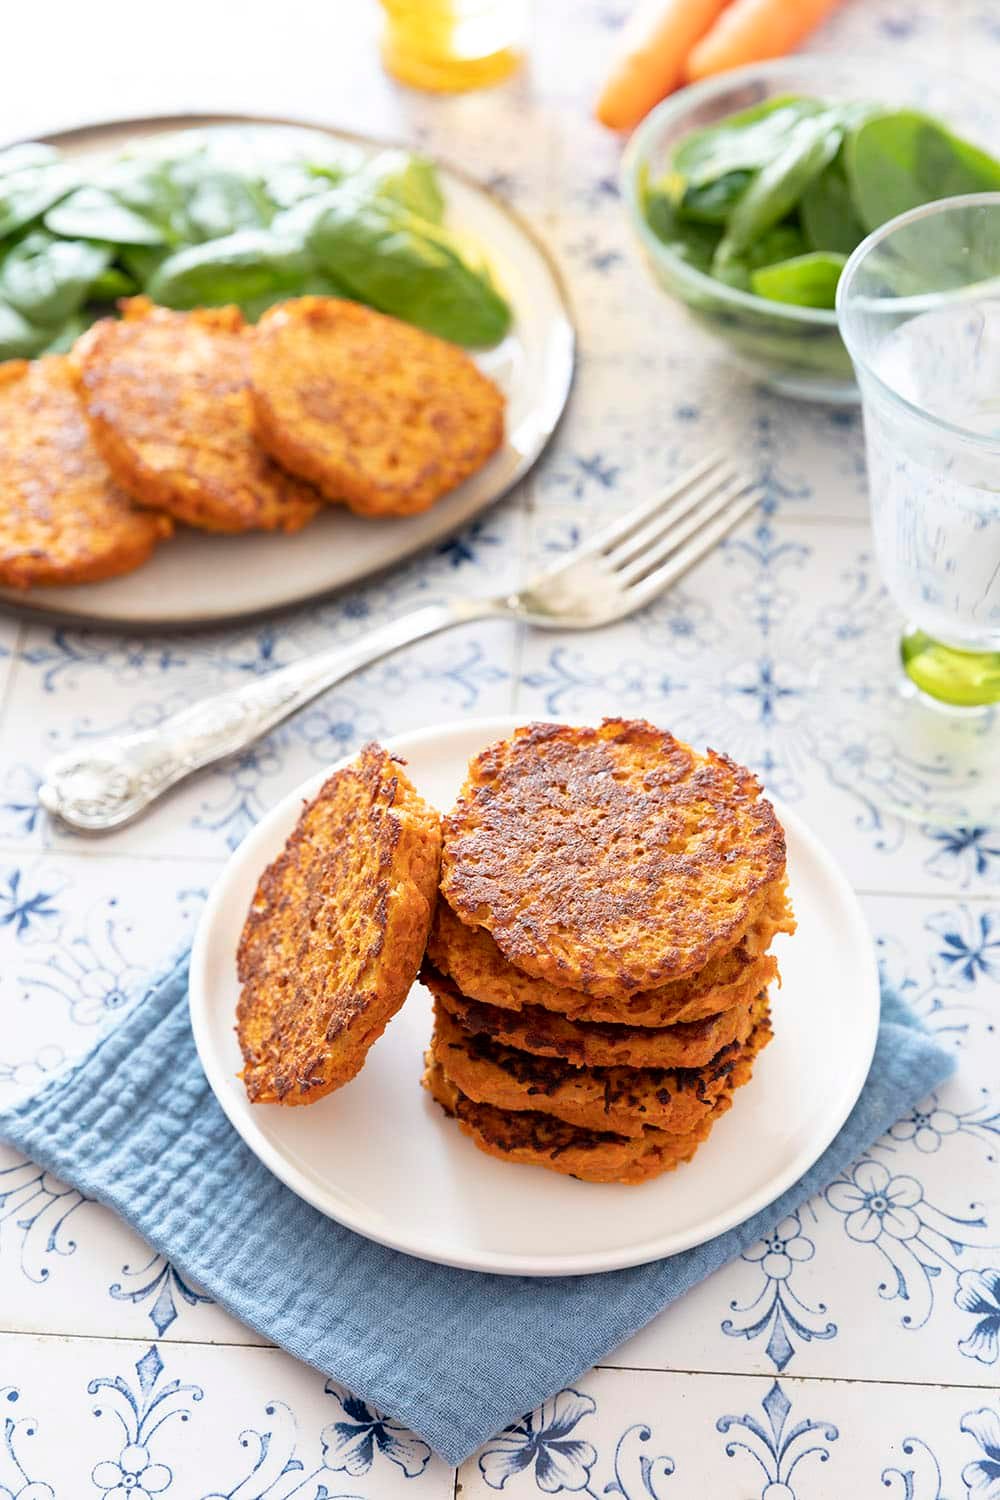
380;0;526;92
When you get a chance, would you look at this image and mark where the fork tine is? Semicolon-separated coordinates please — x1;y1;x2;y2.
624;486;762;609
579;452;734;557
614;473;756;586
607;467;750;573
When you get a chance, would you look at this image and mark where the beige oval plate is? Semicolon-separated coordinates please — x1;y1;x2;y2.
0;114;575;629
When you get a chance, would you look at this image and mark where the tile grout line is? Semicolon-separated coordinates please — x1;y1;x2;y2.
0;1326;996;1399
593;1361;1000;1394
507;473;535;716
0;623;26;740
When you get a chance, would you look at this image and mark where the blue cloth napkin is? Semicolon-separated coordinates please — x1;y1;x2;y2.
0;956;952;1467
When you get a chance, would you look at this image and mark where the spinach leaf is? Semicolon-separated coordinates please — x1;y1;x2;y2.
162;149;275;240
721;109;845;256
101;156;195;243
0;163;79;240
750;250;846;308
147;228;314;312
712;255;752;291
87;265;138;301
307;189;511;347
44;187;165;246
845;110;1000;232
744;222;807;268
673;96;825;187
357;151;446;223
679;170;751;224
0;231;109;325
710;224;808;295
184;172;274;241
645;190;721;272
0;301;48;358
800;158;867;254
119;245;170;285
0;142;59;178
263;159;340;209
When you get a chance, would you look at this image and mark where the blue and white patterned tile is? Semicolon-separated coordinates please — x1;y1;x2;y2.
0;1331;455;1496
460;1364;998;1500
528;355;868;547
0;857;210;1096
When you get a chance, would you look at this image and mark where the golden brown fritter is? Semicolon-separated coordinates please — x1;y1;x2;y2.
428;883;792;1025
73;298;322;534
422;964;760;1070
0;356;172;589
440;719;788;999
424;1055;730;1184
237;743;441;1105
249;297;505;517
429;993;771;1137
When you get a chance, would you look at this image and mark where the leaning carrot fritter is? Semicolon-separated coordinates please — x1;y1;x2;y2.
237;743;441;1106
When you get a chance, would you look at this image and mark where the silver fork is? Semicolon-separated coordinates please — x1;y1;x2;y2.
39;454;760;833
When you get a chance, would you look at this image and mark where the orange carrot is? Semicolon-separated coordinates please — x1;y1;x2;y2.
595;0;732;131
684;0;843;80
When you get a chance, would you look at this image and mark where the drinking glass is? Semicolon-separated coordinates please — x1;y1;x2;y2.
836;194;1000;826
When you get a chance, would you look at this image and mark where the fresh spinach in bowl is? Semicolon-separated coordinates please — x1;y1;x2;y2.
643;96;1000;310
0;131;512;359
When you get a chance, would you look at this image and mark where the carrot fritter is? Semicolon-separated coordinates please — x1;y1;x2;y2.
237;744;441;1106
73;298;321;534
0;356;171;589
422;964;760;1071
440;719;788;999
423;1056;731;1185
428;993;771;1138
427;882;791;1026
249;296;506;517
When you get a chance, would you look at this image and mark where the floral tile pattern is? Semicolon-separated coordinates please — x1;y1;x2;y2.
0;0;999;1492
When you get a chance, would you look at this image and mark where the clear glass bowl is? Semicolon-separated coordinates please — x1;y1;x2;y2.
620;57;1000;403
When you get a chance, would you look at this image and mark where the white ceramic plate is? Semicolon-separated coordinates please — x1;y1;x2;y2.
190;715;880;1276
0;115;574;629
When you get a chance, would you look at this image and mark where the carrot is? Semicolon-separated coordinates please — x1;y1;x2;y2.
595;0;732;131
684;0;843;80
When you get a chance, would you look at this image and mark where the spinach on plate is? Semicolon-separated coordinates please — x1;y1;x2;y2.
0;128;512;356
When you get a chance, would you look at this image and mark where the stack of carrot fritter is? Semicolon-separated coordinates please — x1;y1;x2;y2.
422;719;794;1184
0;295;505;590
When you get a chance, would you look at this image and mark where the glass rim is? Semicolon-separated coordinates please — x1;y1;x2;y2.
837;191;1000;448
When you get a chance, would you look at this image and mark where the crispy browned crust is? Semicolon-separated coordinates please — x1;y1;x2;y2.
429;993;771;1137
428;881;792;1025
249;297;505;517
422;964;761;1070
424;1055;730;1184
236;743;441;1105
72;298;322;534
440;719;788;998
0;356;172;588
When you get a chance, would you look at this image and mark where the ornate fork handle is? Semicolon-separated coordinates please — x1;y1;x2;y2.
39;599;495;833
